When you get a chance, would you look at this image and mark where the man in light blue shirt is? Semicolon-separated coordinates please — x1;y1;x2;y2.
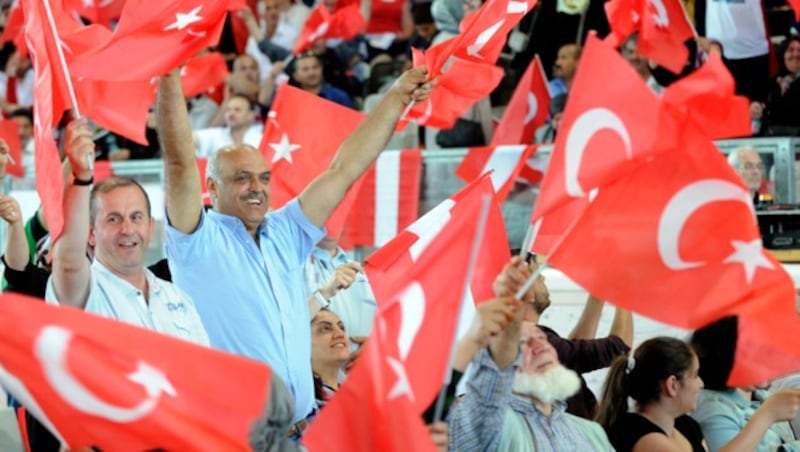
547;43;581;98
156;67;432;427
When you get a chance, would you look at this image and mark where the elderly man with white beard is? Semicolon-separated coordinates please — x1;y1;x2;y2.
447;297;613;451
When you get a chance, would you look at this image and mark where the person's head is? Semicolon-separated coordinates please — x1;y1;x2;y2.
206;145;271;233
781;36;800;74
310;309;350;372
511;322;582;405
727;147;764;194
233;54;261;84
553;44;581;82
431;0;464;35
292;52;324;91
223;95;256;131
689;316;738;391
596;337;702;429
9;107;32;144
412;2;438;42
89;177;154;276
621;33;650;79
261;0;280;28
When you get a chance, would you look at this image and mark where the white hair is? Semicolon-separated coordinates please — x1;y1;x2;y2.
512;364;582;405
727;146;759;169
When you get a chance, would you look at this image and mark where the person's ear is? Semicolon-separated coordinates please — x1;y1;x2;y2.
664;375;680;398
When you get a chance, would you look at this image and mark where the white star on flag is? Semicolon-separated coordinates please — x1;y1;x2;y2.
723;238;775;284
163;5;204;31
386;356;414;401
269;133;301;163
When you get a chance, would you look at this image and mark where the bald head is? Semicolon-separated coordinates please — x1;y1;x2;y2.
553;44;581;83
233;54;261;84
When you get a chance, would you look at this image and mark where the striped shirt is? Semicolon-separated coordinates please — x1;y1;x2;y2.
448;347;594;451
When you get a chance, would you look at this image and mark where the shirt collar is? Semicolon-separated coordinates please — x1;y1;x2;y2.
207;209;269;234
91;259;161;296
508;393;568;418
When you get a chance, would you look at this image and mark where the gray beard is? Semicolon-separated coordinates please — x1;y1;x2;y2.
511;364;582;405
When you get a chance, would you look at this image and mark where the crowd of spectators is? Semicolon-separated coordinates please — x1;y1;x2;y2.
0;0;799;449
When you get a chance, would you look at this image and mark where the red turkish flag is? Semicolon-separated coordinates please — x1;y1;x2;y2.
302;325;436;452
364;174;488;413
294;3;366;54
728;288;800;387
22;0;158;240
93;160;115;182
23;0;73;241
605;0;694;73
407;48;503;129
604;0;638;46
341;149;422;249
424;0;538;77
64;0;126;29
0;120;24;178
547;127;793;330
0;293;272;450
661;52;751;140
25;0;156;142
368;172;507;325
790;0;800;20
528;197;588;256
180;52;230;98
456;145;537;201
730;287;800;386
261;84;368;237
531;34;665;223
492;55;550;146
70;0;244;81
196;157;211;205
1;2;26;54
638;0;695;74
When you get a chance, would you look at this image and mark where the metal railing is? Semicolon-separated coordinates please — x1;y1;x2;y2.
6;137;799;264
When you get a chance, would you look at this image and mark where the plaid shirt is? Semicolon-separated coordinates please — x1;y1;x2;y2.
448;347;594;451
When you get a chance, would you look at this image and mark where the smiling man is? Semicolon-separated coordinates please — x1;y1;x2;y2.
448;300;613;451
156;65;431;434
47;119;209;346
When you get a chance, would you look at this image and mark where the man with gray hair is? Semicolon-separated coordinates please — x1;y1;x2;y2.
727;146;765;201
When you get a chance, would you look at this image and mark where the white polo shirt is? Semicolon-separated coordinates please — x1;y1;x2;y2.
194;124;264;158
46;260;210;347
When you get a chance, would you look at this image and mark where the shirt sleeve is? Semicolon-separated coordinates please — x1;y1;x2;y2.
266;198;325;270
447;346;520;451
3;259;48;298
165;208;212;265
547;332;631;374
694;405;749;452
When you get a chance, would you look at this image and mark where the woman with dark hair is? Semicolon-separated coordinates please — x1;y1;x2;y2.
310;309;351;408
752;35;800;136
689;317;800;452
596;337;707;452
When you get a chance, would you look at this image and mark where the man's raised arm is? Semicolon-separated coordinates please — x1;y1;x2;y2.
51;119;94;308
298;67;432;227
156;70;203;234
